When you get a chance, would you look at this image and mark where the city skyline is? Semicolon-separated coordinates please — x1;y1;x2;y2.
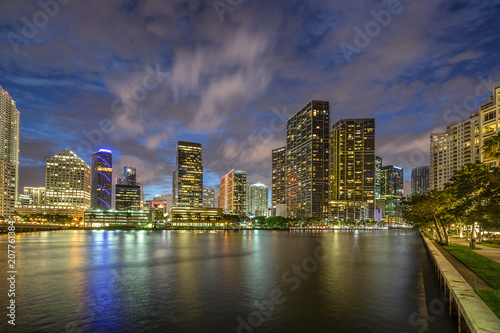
1;1;500;201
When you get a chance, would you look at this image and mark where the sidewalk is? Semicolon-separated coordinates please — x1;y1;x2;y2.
451;236;500;263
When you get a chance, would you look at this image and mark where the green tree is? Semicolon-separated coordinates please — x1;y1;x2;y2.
482;132;500;164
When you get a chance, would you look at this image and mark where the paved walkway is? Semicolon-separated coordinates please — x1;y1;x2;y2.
451;236;500;263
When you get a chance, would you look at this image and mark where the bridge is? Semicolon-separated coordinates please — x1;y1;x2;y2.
0;222;70;233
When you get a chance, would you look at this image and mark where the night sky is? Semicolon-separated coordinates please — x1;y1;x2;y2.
1;0;500;200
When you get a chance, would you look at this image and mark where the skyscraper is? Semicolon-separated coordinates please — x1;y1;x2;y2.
375;156;383;199
330;118;376;219
271;146;286;214
124;166;137;185
411;165;430;195
172;141;203;208
0;86;20;218
286;100;330;220
380;165;404;224
115;185;141;211
45;150;91;207
248;183;268;217
430;114;480;190
91;149;112;210
219;169;247;216
203;188;215;208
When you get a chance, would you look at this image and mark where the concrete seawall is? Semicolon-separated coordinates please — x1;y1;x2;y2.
420;234;500;333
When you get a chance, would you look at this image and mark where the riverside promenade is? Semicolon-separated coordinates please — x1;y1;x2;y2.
451;236;500;263
421;234;500;333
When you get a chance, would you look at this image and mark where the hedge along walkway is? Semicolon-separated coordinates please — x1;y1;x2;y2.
451;236;500;263
431;240;494;291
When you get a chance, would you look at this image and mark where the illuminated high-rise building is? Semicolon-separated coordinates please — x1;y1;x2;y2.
91;149;112;210
286;100;330;220
172;141;203;208
247;183;268;217
45;150;91;207
379;165;404;224
271;146;286;214
375;156;383;199
219;169;247;216
0;86;20;218
203;188;215;208
330;118;375;220
430;114;480;191
411;165;430;195
115;185;141;211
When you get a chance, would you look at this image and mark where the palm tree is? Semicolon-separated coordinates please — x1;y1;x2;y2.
482;132;500;164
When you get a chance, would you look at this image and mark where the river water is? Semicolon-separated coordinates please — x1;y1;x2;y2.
0;229;457;332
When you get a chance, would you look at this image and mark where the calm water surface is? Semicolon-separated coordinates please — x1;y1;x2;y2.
0;229;457;332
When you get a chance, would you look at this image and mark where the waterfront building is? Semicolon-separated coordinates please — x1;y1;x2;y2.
84;209;151;227
271;146;286;215
15;204;86;220
45;150;91;208
115;184;141;211
247;183;268;217
123;166;137;185
91;149;113;210
411;165;430;195
0;86;20;218
219;169;247;216
479;83;500;167
24;187;45;205
203;188;215;208
330;118;376;220
167;206;224;227
430;114;480;190
172;141;203;208
379;165;404;224
286;100;330;220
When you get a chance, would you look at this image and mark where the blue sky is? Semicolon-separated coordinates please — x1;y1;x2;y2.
1;0;500;200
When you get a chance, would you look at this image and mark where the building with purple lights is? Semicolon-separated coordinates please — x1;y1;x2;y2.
91;149;113;210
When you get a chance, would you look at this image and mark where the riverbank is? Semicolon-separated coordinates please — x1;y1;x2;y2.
421;234;500;332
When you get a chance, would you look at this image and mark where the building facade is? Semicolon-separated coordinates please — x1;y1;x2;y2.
271;146;286;214
411;165;430;195
379;165;404;224
115;184;141;211
0;86;20;218
375;156;383;199
479;83;500;167
172;141;203;208
23;187;45;205
84;209;151;227
91;149;113;210
203;188;215;208
330;118;376;220
45;150;91;208
247;183;268;217
286;100;330;220
219;169;247;216
430;114;480;191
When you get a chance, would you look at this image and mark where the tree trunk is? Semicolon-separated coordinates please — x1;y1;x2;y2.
441;223;450;245
433;215;444;243
459;221;463;238
466;225;469;241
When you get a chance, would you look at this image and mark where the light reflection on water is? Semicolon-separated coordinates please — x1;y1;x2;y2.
0;229;457;332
